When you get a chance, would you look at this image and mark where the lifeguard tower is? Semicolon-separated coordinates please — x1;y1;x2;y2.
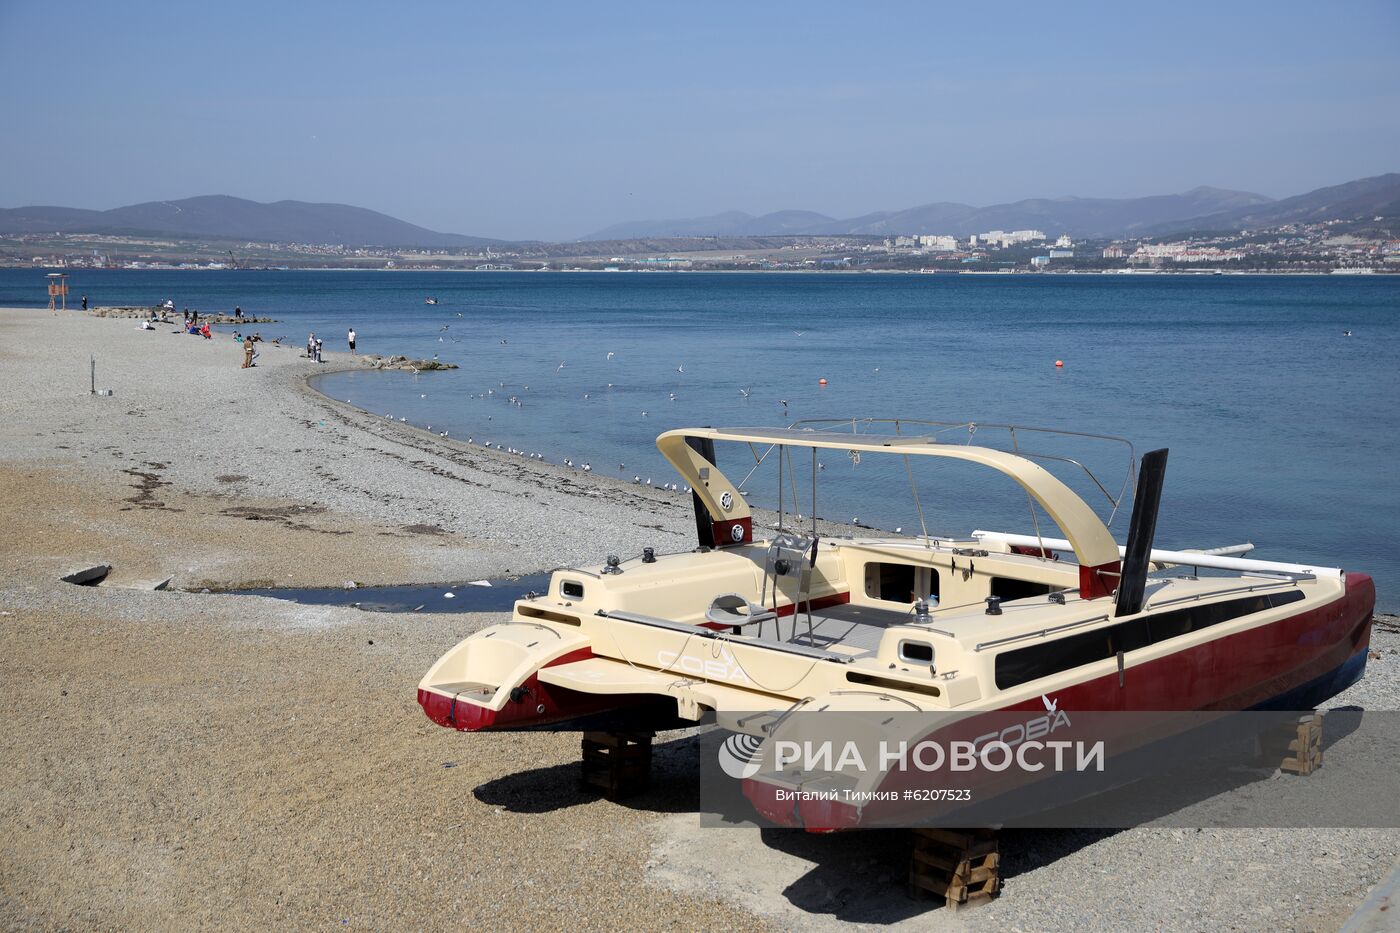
46;273;69;311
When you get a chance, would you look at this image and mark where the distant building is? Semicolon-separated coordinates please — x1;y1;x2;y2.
919;234;957;251
975;229;1045;248
1102;245;1126;259
1129;244;1244;264
1055;234;1073;248
1030;255;1050;268
1049;248;1074;259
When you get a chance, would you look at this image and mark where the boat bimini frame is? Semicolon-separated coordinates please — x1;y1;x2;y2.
659;419;1138;601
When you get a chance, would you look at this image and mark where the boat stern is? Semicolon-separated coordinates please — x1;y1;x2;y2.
417;620;604;730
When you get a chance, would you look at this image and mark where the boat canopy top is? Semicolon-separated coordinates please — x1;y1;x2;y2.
656;425;1123;571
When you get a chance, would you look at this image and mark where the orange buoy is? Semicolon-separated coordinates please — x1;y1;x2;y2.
1054;360;1064;368
818;378;828;386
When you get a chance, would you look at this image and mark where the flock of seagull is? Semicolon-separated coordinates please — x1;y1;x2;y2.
361;315;918;499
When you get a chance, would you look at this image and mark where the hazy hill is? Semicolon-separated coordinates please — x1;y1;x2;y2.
584;187;1275;240
1147;173;1400;235
586;209;838;240
0;195;499;248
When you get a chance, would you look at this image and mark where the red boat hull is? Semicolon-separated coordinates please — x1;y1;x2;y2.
744;573;1375;830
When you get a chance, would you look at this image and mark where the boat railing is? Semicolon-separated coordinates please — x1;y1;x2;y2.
1143;578;1307;611
973;613;1113;652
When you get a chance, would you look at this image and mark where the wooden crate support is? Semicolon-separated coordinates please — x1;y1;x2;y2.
909;828;1000;910
1281;712;1324;776
581;731;653;800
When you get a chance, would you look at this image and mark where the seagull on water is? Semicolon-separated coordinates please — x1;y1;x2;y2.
676;365;685;374
606;351;615;360
739;387;751;398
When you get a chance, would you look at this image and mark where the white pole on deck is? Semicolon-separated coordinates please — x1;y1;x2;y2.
972;530;1340;578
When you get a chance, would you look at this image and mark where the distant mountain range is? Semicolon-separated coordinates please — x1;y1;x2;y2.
584;174;1400;241
1145;173;1400;235
0;195;501;248
3;174;1396;247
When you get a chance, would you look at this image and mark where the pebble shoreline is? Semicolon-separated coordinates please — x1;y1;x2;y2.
0;306;1395;931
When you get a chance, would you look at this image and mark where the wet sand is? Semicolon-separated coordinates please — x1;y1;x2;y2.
1;307;1395;930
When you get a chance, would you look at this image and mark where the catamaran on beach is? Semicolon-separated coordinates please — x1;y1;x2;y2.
419;419;1375;826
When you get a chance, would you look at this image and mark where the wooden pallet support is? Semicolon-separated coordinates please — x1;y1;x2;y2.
1281;712;1324;776
909;828;1000;910
580;730;653;800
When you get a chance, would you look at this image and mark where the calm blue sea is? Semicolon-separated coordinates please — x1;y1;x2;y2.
4;269;1397;609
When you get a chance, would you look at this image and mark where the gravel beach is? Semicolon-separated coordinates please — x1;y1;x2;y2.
1;307;1395;930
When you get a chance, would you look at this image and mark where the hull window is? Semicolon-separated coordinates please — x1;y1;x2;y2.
994;588;1307;690
898;640;935;664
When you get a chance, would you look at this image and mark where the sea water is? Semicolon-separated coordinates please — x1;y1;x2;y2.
4;269;1396;609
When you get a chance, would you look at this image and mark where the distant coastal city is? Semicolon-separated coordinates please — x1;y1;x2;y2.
5;172;1396;275
6;218;1396;275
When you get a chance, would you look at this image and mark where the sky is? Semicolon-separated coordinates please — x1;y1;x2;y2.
1;1;1397;241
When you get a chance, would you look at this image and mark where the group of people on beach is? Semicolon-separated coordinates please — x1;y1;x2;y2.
304;328;357;364
131;300;354;370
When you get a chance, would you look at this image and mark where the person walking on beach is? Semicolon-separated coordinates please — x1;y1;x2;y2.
234;306;242;321
306;332;316;359
313;337;324;363
81;295;88;311
347;327;357;354
241;336;256;369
